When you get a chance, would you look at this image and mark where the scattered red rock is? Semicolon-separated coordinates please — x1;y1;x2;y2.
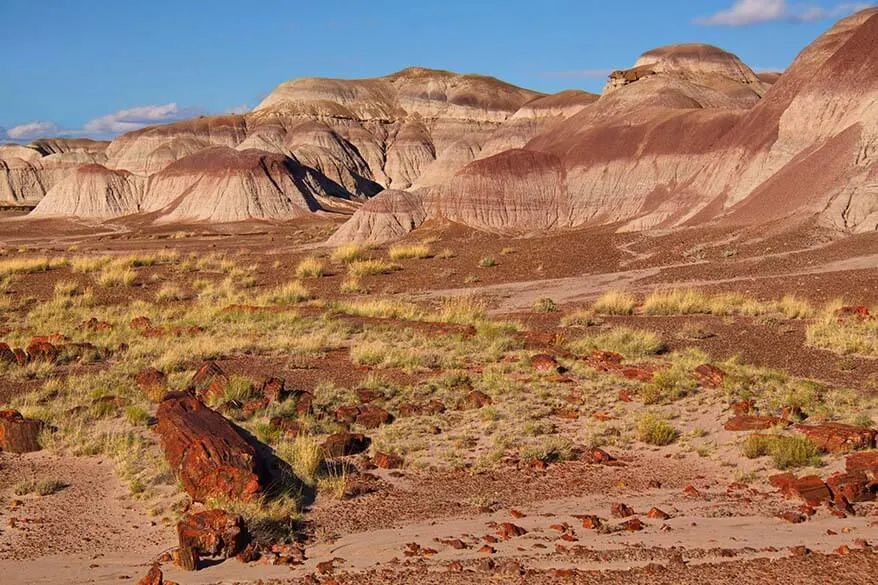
356;405;393;429
269;416;301;437
620;366;654;382
259;377;287;402
618;390;633;403
770;474;832;505
777;511;807;524
647;507;670;520
135;367;167;397
585;447;617;465
177;509;248;571
846;451;878;478
621;517;644;531
0;409;43;453
25;340;59;363
732;400;755;415
694;363;726;388
322;432;370;457
136;564;164;585
83;317;113;332
575;515;602;529
373;452;403;469
479;544;496;554
611;503;635;518
836;306;871;321
585;350;624;371
129;316;153;330
0;342;16;364
155;393;263;503
724;416;788;431
189;360;229;398
399;400;446;417
826;470;875;502
530;353;560;372
461;390;492;410
794;423;877;453
496;522;528;539
683;485;701;498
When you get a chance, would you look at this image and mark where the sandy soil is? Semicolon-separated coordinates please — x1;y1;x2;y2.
0;216;876;584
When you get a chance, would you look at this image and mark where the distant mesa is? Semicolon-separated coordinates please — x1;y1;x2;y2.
3;7;877;239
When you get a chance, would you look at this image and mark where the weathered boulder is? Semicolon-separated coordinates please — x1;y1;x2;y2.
25;341;59;363
460;390;492;410
135;367;167;397
373;452;404;469
826;471;875;503
794;423;876;453
177;509;248;571
356;405;393;429
846;451;878;478
769;473;832;505
530;354;561;373
155;393;263;502
0;409;43;453
189;361;229;400
322;432;370;457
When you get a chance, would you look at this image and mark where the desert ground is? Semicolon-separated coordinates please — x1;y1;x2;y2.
0;213;875;585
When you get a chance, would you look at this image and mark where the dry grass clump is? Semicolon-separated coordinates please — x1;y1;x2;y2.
155;283;185;301
97;263;137;287
340;276;367;294
431;296;487;325
806;304;878;356
636;413;678;446
276;435;324;486
347;259;399;277
532;298;558;313
642;289;710;315
13;479;67;496
479;256;497;268
592;290;636;315
0;256;67;276
331;244;367;264
388;244;431;260
741;434;821;469
260;281;312;305
331;298;421;321
568;327;664;360
295;257;326;278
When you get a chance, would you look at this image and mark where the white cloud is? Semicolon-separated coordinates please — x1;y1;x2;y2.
4;121;61;141
696;0;874;26
82;103;202;135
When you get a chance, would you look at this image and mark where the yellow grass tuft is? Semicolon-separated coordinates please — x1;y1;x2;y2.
388;244;431;261
592;290;636;315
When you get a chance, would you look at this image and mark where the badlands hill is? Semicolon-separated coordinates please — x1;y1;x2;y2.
3;8;877;239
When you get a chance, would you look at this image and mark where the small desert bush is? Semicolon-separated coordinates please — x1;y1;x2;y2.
14;479;66;496
569;327;664;360
532;298;558;313
295;257;325;278
124;406;150;426
636;413;678;446
331;244;366;264
479;256;497;268
347;259;399;277
560;309;602;328
388;244;431;260
276;435;324;486
436;248;455;259
261;281;312;304
741;434;821;469
592;290;636;315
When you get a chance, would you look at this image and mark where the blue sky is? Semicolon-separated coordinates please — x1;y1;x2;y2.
0;0;873;141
